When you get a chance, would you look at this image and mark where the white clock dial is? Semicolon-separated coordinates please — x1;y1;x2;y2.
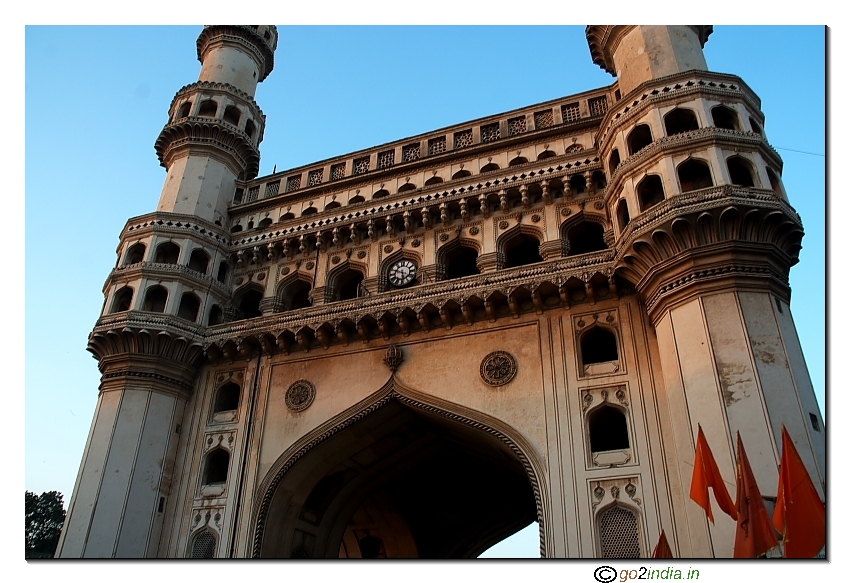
389;259;417;287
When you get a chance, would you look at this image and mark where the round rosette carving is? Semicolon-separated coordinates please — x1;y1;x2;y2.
479;351;518;387
285;380;316;412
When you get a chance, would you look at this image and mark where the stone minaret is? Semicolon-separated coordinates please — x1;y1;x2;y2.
586;25;824;557
56;26;277;558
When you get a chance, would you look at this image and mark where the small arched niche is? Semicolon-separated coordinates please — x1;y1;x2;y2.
154;241;180;264
188;249;210;275
480;163;500;173
565;221;607;256
124;242;146;265
110;287;134;313
207;304;223;326
608;149;621;175
245;119;256;138
198;99;218;118
278;278;313;312
677;159;714;192
663;107;699;136
188;529;217;559
442;244;480;280
223;105;241;126
330;267;365;302
726;156;755;187
579;326;619;376
537;150;556;161
587;404;630;453
452;170;472;180
177;293;201;322
616;199;630;231
212;381;241;423
626;124;653;155
178;102;192;119
637;175;665;211
711;105;739;130
142;285;168;313
203;448;230;485
235;287;263;320
424;176;443;187
502;232;542;269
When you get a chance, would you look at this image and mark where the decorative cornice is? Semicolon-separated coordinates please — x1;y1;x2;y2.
586;26;713;76
168;80;265;121
107;261;230;297
155;117;261;178
123;212;231;247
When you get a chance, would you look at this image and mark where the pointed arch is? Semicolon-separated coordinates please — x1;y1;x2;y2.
276;271;314;312
251;376;550;558
436;237;481;280
497;225;544;269
379;248;423;291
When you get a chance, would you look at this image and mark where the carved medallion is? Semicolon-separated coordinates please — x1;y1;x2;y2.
468;226;480;235
411;239;421;248
383;344;404;372
384;244;394;253
357;250;367;259
531;214;541;223
480;351;518;387
331;255;341;264
285;380;315;412
439;233;450;242
498;220;510;230
305;262;315;270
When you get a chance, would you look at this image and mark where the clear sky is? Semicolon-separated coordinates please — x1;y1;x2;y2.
23;24;825;560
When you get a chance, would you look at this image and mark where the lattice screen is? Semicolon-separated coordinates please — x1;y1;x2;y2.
598;505;640;558
190;530;217;559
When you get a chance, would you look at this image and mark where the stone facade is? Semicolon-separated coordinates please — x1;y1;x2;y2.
56;25;824;559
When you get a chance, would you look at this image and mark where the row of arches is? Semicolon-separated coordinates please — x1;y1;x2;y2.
122;241;229;283
609;104;764;175
614;155;781;231
174;99;257;138
109;285;226;326
232;220;609;319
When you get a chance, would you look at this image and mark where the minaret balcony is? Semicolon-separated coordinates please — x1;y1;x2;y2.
108;261;231;296
155;116;261;178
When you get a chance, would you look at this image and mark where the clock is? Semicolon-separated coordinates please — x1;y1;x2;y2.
388;259;417;287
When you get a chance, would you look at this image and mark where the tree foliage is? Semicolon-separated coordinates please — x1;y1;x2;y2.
25;491;66;558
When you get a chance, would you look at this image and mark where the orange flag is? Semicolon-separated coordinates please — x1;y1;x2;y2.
773;426;825;558
690;425;737;522
652;530;674;558
733;433;779;558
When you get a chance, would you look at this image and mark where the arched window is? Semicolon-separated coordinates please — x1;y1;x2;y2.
509;156;528;167
245;119;256;138
124;242;146;265
208;304;223;326
711;105;739;130
480;163;500;173
279;279;312;311
588;405;630;452
766;167;784;196
749;117;763;135
154;241;180;264
569;174;587;195
142;286;168;313
217;262;228;283
178;102;192;118
331;268;364;302
397;183;417;193
372;189;389;199
580;326;618;365
110;287;134;313
608;149;621;174
301;207;318;217
188;249;210;274
348;195;365;205
678;159;714;192
616;199;630;231
198;99;217;118
664;108;699;135
235;288;263;320
566;222;607;256
189;530;217;559
452;170;472;180
223;105;241;126
598;505;641;558
537;150;556;161
325;201;341;211
177;293;201;322
637;175;665;211
727;156;755;187
592;170;607;191
627;124;653;155
443;245;479;280
213;382;240;413
203;448;230;485
424;176;443;186
503;233;542;268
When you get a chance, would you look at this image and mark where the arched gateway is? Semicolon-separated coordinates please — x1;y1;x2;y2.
252;378;547;558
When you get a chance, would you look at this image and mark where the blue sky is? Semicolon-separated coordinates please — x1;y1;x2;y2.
23;25;825;560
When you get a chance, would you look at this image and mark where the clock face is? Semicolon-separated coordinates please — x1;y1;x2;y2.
388;259;417;287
